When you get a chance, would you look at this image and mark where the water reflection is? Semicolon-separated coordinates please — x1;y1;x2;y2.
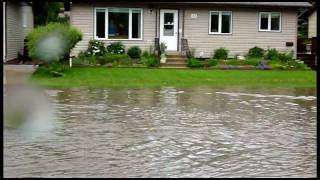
4;87;316;178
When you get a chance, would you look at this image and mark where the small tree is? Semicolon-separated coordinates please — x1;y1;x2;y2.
26;23;82;74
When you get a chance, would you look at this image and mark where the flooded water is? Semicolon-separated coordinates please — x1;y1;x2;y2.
3;86;317;178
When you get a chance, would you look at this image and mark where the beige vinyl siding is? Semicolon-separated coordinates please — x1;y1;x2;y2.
6;2;24;61
308;10;317;38
184;7;297;58
70;2;156;57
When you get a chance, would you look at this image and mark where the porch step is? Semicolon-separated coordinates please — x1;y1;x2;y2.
161;53;188;68
166;51;183;56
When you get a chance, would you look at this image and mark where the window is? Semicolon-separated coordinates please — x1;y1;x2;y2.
209;11;232;34
94;8;143;40
259;12;281;32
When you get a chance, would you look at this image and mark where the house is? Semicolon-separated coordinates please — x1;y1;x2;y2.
69;2;311;59
3;1;34;63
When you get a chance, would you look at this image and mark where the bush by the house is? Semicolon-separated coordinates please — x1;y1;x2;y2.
107;42;125;54
142;55;158;67
226;59;238;65
187;58;203;68
265;48;279;61
278;52;294;63
243;57;260;66
207;59;218;67
127;46;142;59
213;48;229;60
86;40;106;56
248;46;264;58
142;50;150;58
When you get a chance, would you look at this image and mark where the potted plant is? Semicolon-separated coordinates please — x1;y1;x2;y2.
160;42;167;63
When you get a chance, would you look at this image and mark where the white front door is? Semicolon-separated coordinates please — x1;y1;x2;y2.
160;9;178;51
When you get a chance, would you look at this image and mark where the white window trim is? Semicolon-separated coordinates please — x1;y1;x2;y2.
258;12;281;32
209;11;232;35
94;7;143;40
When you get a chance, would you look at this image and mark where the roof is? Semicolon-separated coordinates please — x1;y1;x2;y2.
149;2;312;8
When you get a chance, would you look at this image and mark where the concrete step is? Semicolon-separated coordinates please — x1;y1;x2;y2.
166;51;182;56
166;57;187;60
166;55;187;59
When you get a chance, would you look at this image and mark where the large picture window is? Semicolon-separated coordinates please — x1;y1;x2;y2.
259;12;281;32
95;8;143;40
209;11;232;34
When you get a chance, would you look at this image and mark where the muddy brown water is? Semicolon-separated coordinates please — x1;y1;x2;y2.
3;85;316;178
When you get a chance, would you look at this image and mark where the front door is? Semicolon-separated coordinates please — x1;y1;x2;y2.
160;9;178;51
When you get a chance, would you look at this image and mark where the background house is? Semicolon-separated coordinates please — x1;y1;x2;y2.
69;1;311;59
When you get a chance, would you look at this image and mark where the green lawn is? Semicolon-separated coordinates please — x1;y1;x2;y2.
31;67;316;88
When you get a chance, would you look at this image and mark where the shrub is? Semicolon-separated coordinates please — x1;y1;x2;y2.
226;59;238;65
86;40;106;56
265;48;279;61
278;52;293;63
127;46;142;59
142;50;150;58
26;22;82;64
100;54;129;65
142;55;158;67
248;46;264;58
208;59;218;67
213;48;229;60
243;57;260;66
187;58;203;68
286;59;310;70
107;42;125;54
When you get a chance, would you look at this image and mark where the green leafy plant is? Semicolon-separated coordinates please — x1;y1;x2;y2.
213;48;229;60
208;59;218;67
226;59;238;65
86;40;106;56
142;55;159;67
187;58;203;68
248;46;264;58
142;50;150;58
107;42;125;54
243;57;260;66
265;48;279;61
278;52;294;63
127;46;142;59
